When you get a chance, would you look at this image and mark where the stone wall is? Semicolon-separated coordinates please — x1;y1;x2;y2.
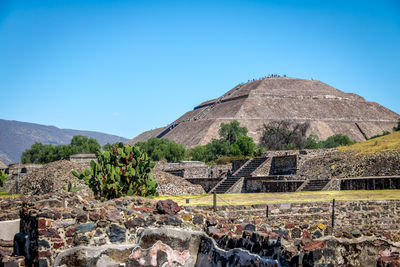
2;193;400;266
68;154;96;165
340;176;400;190
156;162;231;178
185;178;222;193
244;178;304;193
269;155;297;175
195;199;400;244
6;164;43;175
231;159;248;173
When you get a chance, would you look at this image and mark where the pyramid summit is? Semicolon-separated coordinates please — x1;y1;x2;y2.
128;77;399;147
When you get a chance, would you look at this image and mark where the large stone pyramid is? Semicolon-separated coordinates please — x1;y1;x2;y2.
128;77;399;147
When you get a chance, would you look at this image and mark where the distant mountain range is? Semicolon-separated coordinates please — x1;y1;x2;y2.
0;119;128;164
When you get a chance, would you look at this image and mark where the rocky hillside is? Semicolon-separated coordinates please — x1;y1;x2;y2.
297;150;400;180
296;132;400;180
0;119;128;164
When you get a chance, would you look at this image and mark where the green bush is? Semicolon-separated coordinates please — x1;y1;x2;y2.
136;138;185;163
73;143;158;200
305;134;322;149
230;136;255;156
305;134;356;149
0;171;7;187
322;134;356;148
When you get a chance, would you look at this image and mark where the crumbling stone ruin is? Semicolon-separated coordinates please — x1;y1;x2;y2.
1;192;400;266
128;77;399;147
170;149;400;194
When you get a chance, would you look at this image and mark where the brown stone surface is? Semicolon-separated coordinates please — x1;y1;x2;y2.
2;191;400;266
297;150;400;181
18;160;89;195
152;170;205;196
156;199;182;215
128;77;399;147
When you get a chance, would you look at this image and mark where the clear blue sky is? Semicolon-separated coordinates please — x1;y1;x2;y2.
1;0;399;139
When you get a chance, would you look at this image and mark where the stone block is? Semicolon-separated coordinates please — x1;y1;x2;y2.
0;219;20;241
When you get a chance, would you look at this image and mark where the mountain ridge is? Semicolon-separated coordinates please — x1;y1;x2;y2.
0;119;128;164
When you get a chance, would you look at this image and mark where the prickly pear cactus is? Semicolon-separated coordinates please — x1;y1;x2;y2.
72;143;158;200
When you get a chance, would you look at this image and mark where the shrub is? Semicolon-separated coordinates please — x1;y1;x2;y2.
136;138;185;163
73;143;158;200
305;133;356;149
321;134;356;148
0;171;7;187
305;134;322;149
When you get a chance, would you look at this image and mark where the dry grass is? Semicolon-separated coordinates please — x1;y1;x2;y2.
154;190;400;206
0;192;21;198
339;131;400;154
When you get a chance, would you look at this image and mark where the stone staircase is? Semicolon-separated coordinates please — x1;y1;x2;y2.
233;158;268;177
301;180;330;191
156;122;180;138
213;176;242;194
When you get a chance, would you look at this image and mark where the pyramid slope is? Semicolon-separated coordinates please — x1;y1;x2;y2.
128;77;399;147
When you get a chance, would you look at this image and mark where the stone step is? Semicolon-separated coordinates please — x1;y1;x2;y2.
301;180;329;191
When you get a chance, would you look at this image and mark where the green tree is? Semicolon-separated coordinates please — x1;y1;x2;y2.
70;135;101;155
136;138;185;163
219;120;248;144
21;135;102;164
321;134;356;148
230;136;255;156
188;145;208;162
73;144;157;200
305;134;322;149
189;122;255;163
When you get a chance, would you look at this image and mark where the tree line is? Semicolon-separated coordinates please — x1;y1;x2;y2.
21;135;101;164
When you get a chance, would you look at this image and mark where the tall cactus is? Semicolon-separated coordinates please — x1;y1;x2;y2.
72;143;158;200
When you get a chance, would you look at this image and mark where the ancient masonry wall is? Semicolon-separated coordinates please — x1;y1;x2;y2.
1;195;400;266
196;200;400;241
156;162;231;178
185;178;222;192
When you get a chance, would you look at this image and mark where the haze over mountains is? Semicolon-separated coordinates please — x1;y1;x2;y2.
129;77;399;147
0;119;128;164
